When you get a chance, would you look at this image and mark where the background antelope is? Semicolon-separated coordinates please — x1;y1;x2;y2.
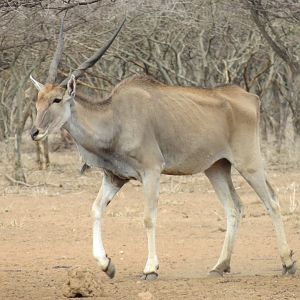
30;18;296;280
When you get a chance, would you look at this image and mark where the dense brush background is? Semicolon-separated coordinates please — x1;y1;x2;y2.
0;0;299;180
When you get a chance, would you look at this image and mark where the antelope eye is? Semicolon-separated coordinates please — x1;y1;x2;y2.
53;98;62;104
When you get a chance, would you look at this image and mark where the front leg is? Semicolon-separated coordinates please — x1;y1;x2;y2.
141;169;161;280
92;171;127;278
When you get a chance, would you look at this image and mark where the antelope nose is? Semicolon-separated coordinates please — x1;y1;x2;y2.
30;127;39;140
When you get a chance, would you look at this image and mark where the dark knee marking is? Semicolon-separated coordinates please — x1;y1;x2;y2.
235;201;244;216
144;217;153;229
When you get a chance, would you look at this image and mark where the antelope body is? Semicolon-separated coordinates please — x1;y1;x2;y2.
30;19;296;279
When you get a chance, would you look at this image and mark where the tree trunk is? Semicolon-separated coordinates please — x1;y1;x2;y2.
14;89;26;182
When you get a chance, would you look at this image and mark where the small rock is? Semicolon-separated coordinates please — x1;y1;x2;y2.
138;291;153;300
62;267;103;298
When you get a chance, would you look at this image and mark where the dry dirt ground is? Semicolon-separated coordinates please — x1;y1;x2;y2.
0;142;300;299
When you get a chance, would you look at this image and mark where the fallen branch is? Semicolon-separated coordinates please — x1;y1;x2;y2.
4;174;60;188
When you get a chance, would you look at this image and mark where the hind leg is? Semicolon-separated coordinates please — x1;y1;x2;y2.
141;168;161;280
237;167;296;275
205;159;243;276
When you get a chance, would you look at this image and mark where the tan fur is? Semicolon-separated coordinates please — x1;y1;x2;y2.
36;84;65;110
32;75;296;278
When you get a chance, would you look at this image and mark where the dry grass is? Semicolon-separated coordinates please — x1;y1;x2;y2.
261;134;300;171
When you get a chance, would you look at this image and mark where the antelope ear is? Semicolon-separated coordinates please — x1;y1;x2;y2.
67;75;76;97
30;75;44;91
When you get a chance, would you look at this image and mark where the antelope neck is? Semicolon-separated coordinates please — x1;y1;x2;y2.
63;98;114;152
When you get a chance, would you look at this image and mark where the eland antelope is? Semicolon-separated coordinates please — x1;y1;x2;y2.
30;18;296;279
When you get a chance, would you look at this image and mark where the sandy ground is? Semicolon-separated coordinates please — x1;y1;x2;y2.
0;145;300;299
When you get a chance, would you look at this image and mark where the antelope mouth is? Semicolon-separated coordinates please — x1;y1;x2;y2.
34;129;49;142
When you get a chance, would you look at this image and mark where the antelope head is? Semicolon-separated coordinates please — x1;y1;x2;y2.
30;18;126;141
29;74;76;141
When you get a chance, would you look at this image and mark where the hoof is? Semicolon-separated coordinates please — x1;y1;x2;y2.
282;261;297;276
208;269;223;277
103;258;116;279
141;272;158;281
